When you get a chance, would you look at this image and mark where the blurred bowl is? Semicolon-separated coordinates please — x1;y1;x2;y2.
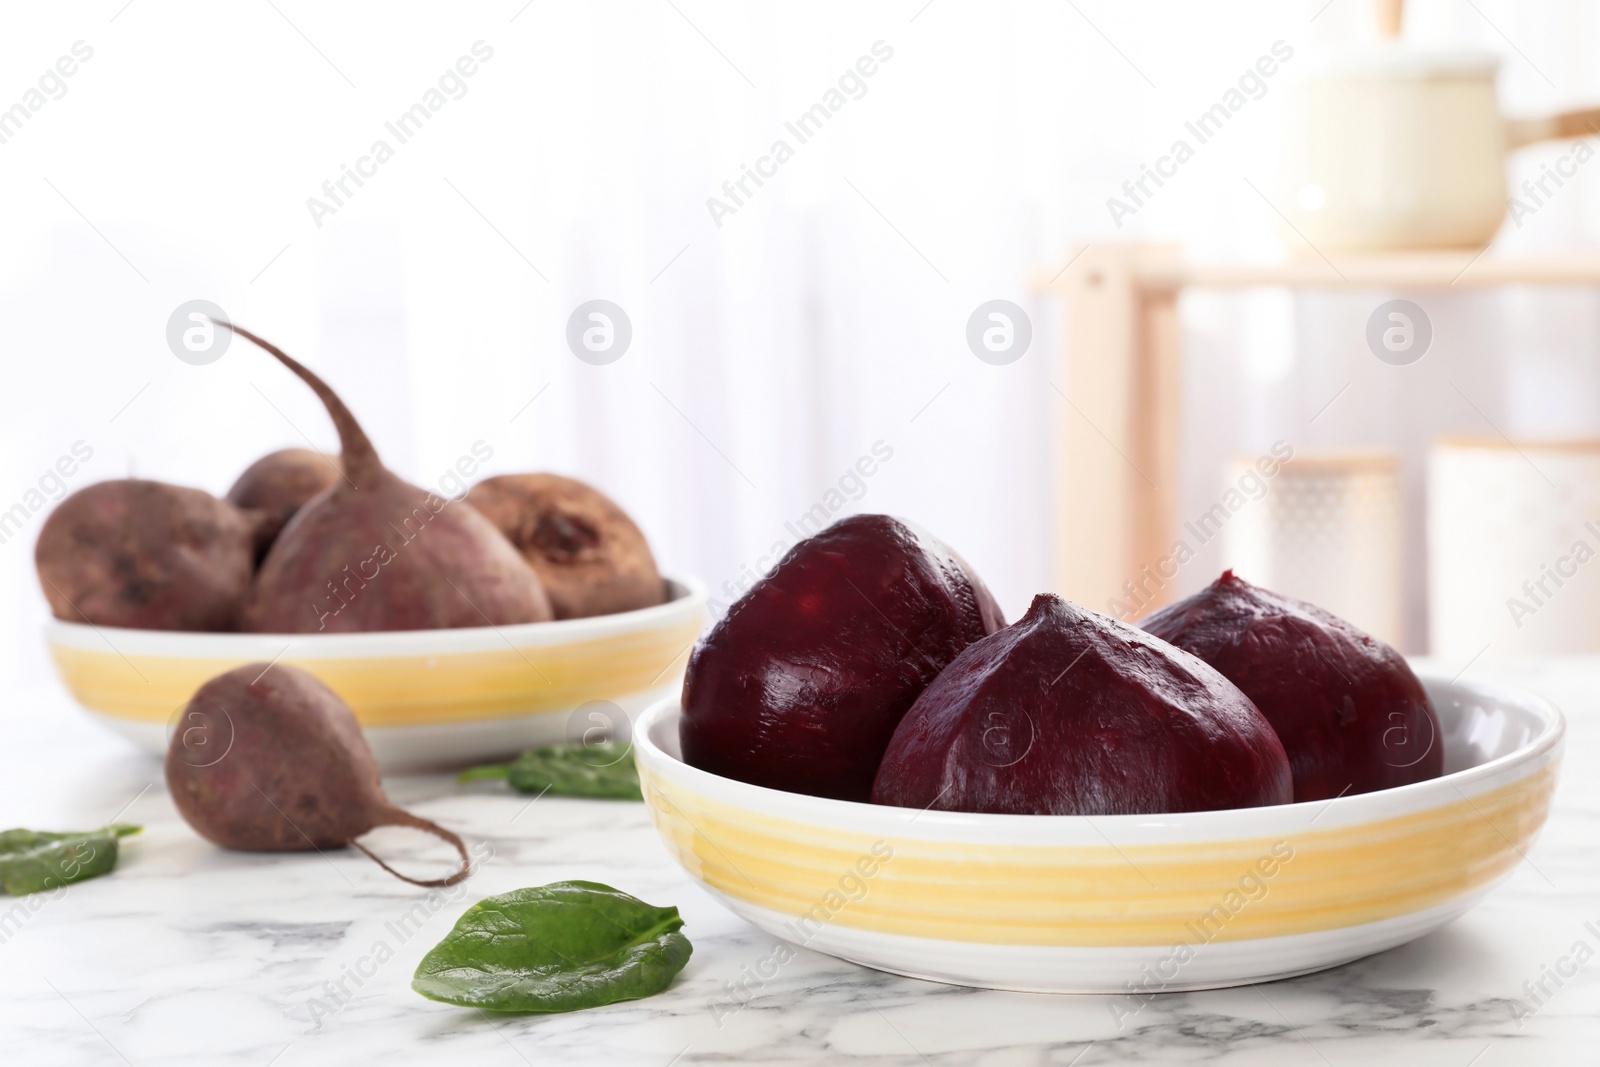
48;576;705;770
634;670;1562;992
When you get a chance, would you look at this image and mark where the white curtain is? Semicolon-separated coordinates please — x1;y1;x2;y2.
3;0;1599;688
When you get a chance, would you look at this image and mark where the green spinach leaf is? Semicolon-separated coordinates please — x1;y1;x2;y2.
0;824;140;895
459;741;642;800
412;880;692;1013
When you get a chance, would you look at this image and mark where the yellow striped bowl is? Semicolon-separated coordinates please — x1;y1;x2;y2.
634;670;1563;993
48;576;705;770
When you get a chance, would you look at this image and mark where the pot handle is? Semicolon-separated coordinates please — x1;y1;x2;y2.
1507;108;1600;149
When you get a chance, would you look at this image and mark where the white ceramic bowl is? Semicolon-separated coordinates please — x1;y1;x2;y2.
48;576;705;770
634;670;1563;993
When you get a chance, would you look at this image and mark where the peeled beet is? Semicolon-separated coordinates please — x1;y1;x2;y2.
35;479;255;631
466;473;665;619
872;594;1292;815
227;448;341;562
166;662;470;885
1140;570;1442;801
681;514;1005;802
225;324;553;633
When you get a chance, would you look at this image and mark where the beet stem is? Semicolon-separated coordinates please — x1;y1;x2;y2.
353;806;473;887
216;321;383;490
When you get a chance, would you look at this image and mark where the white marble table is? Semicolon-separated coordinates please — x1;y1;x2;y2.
2;658;1596;1066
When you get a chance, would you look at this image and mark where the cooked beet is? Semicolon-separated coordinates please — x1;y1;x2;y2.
227;448;341;562
681;514;1005;802
872;593;1292;815
223;324;553;633
35;479;255;631
466;473;664;619
1139;570;1443;801
166;662;471;886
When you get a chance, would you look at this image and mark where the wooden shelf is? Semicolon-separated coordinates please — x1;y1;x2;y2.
1037;248;1600;293
1036;243;1600;618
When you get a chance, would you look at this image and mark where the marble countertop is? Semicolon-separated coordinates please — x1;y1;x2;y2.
2;658;1596;1067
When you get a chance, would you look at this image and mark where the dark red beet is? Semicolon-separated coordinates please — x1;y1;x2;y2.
681;514;1004;802
166;662;471;886
224;324;553;633
1139;570;1442;802
226;448;341;563
872;594;1292;815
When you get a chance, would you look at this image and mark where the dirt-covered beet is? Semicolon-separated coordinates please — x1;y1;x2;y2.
166;662;471;886
466;473;665;619
223;324;553;633
227;448;341;562
35;479;256;631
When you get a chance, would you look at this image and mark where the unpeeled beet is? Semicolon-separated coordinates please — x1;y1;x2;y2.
466;473;664;619
225;324;553;633
227;448;341;562
681;514;1005;802
35;479;255;631
1139;570;1442;801
872;594;1292;815
166;662;471;885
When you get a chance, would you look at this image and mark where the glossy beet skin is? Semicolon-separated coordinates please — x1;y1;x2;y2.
872;594;1292;815
1139;571;1443;802
225;325;553;633
681;514;1005;802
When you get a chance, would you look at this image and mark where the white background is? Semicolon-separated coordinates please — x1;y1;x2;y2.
4;0;1600;694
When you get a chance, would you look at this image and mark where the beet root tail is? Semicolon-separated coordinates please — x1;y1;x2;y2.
212;320;383;490
353;806;473;887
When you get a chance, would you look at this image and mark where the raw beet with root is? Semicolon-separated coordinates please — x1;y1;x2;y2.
166;662;471;885
466;473;665;619
227;448;341;562
681;514;1005;802
35;479;255;631
1139;570;1442;801
224;324;553;633
872;594;1292;815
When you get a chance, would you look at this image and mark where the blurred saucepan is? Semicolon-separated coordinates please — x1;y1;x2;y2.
1276;0;1600;250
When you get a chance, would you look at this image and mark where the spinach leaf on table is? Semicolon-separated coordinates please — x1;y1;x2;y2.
412;880;692;1013
459;741;642;800
0;824;141;895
